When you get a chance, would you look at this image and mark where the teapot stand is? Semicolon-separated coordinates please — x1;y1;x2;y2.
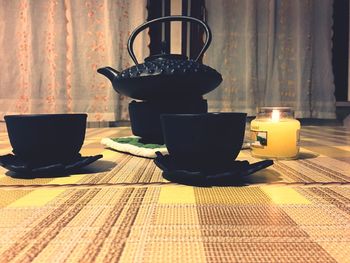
128;98;208;144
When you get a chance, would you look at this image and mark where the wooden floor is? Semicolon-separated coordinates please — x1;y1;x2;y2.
0;126;349;262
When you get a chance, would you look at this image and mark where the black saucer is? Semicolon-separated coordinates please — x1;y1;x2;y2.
154;152;273;186
0;154;103;178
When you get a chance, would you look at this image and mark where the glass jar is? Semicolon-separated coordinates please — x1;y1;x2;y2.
250;107;300;160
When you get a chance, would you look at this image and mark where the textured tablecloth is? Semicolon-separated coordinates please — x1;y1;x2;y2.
0;126;349;262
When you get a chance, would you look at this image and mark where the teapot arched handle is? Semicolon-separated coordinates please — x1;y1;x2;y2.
127;15;212;65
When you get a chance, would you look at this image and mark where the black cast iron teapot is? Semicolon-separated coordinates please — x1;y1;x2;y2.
97;16;222;100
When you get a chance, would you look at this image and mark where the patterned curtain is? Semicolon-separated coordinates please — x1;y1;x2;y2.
204;0;336;118
0;0;147;122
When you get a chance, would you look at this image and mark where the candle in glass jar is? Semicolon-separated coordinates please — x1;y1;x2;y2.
250;107;300;159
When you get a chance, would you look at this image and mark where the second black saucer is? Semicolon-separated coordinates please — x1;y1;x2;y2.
154;152;273;186
0;154;103;178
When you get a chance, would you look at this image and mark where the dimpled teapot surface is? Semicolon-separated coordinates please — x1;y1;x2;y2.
119;54;214;79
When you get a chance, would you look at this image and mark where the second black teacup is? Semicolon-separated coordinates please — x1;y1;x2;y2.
160;112;247;169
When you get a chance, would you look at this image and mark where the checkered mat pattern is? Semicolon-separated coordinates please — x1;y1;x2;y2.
0;126;349;262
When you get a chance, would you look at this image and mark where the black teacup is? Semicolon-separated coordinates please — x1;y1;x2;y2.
160;112;247;169
4;114;87;165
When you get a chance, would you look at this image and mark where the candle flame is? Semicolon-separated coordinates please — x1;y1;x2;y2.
271;109;280;122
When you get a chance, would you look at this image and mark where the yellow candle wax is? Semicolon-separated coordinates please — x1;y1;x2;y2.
250;108;300;159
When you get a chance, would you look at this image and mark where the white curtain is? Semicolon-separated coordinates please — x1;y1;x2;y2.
0;0;147;122
204;0;336;118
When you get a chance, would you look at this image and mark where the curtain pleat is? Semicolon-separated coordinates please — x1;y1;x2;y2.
204;0;336;118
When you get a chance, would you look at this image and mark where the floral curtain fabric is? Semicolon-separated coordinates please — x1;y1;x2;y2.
204;0;336;118
0;0;147;122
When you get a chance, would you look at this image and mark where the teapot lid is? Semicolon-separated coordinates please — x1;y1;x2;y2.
144;54;188;62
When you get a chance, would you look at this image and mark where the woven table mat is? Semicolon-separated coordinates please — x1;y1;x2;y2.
0;127;350;262
0;185;349;262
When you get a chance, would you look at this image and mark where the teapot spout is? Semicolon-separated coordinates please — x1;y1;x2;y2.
97;67;120;83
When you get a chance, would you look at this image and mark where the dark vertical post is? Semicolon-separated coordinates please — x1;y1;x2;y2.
147;0;162;56
190;0;205;62
182;0;189;57
163;0;171;54
332;0;349;101
147;0;171;55
147;0;206;60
